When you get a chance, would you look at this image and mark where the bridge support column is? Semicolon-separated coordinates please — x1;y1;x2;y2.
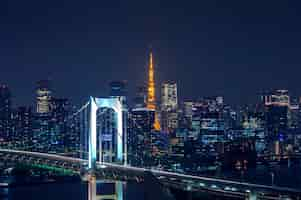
246;191;257;200
88;175;96;200
115;181;123;200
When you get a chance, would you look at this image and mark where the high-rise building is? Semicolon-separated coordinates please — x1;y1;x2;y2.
67;105;81;157
109;81;127;102
161;81;178;111
146;51;160;130
133;86;147;108
51;97;70;152
183;101;193;120
262;90;290;138
35;81;70;153
186;97;226;143
290;97;299;129
265;105;289;135
36;80;52;114
261;89;290;107
161;81;178;133
128;108;155;166
14;106;33;149
0;84;12;141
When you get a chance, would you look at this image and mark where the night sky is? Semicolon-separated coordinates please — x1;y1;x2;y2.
1;0;301;107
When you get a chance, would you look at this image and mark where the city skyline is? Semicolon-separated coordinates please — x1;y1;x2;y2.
1;1;301;200
1;0;301;106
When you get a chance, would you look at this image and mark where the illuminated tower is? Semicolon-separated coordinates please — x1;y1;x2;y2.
147;51;160;130
147;52;156;110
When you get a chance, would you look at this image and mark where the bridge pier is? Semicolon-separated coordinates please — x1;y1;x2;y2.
246;191;257;200
88;175;97;200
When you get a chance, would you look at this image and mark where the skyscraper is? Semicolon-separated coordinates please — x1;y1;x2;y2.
161;81;178;133
14;106;33;149
146;51;160;130
133;86;147;109
0;84;12;140
161;81;178;111
109;81;127;101
36;80;52;114
51;97;70;152
261;89;290;107
262;90;290;135
128;107;155;166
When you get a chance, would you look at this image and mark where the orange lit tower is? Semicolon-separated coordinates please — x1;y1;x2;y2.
147;51;161;130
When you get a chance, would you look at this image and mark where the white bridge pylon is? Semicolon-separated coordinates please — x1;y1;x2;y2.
88;97;123;169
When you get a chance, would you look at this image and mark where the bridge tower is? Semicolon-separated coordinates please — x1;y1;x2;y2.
88;97;124;170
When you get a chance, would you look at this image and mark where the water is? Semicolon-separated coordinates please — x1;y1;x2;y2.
2;164;301;200
2;182;170;200
217;164;301;189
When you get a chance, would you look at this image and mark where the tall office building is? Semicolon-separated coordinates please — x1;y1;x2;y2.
187;97;225;142
261;89;290;107
109;81;127;104
128;108;155;166
51;97;70;152
14;106;33;149
133;86;147;108
262;90;291;155
290;97;299;129
36;80;52;114
262;90;290;135
0;84;12;140
146;51;160;130
161;81;178;133
161;81;178;111
183;101;193;119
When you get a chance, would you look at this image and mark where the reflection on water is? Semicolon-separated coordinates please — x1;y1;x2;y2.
3;178;171;200
2;164;301;200
3;181;135;200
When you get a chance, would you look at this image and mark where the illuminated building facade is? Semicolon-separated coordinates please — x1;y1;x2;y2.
36;80;52;114
186;97;225;141
262;90;291;138
161;81;178;111
161;81;178;133
133;86;147;108
0;85;12;141
128;108;155;167
14;106;33;149
51;97;70;152
262;89;290;107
